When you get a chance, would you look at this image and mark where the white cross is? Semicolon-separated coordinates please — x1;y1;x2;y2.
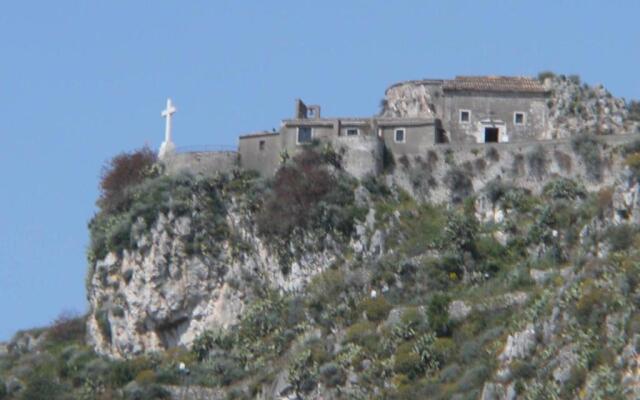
161;98;177;143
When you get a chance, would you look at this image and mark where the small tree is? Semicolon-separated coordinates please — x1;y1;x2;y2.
98;146;157;213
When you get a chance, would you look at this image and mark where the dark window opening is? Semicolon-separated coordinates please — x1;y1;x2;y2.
484;128;499;143
460;110;470;123
259;140;265;150
436;129;449;144
395;129;405;143
346;128;358;136
514;112;525;125
297;127;312;144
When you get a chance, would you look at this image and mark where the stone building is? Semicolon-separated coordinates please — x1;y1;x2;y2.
165;76;552;178
383;76;551;144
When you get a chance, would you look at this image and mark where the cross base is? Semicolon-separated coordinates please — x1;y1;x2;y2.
158;140;176;160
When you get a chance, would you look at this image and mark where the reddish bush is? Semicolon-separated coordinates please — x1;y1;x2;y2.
257;148;350;239
49;311;86;343
98;147;157;212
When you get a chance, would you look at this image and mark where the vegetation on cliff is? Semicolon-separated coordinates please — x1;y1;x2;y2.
2;75;640;399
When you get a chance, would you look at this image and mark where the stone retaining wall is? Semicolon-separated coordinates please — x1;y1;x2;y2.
163;151;239;176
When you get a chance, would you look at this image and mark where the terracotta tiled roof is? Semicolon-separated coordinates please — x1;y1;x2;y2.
443;76;548;93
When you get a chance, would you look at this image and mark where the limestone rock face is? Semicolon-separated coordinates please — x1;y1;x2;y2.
498;324;537;363
543;76;636;138
380;81;440;118
87;200;381;358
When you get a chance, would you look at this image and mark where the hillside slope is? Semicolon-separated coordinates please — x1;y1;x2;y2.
2;75;640;399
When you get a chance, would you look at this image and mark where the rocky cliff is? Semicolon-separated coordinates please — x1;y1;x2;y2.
3;77;640;400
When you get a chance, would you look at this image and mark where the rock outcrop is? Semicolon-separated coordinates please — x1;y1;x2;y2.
86;197;382;358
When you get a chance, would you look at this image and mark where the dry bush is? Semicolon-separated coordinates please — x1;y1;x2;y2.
527;145;548;178
49;311;86;343
554;150;573;172
257;148;354;239
98;146;157;212
511;154;525;177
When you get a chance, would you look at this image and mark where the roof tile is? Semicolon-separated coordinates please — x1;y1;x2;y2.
443;76;547;93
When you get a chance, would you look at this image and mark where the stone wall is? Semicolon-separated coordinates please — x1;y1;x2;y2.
163;151;239;176
379;120;439;156
388;133;639;204
329;134;383;179
238;133;281;176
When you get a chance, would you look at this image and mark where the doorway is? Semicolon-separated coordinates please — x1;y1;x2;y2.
484;128;499;143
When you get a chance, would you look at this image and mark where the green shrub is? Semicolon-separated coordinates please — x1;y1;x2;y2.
134;369;156;385
568;74;581;85
109;360;136;387
20;371;66;400
440;363;462;383
543;178;586;200
628;100;640;121
511;360;536;380
445;167;473;203
537;71;555;82
191;330;233;361
0;379;6;400
394;343;423;378
606;224;637;252
527;145;547;178
459;339;482;364
455;364;490;392
625;152;640;180
318;362;345;387
288;349;317;394
124;383;171;400
207;356;246;386
238;291;285;341
225;388;250;400
572;134;603;180
360;296;392;322
443;212;478;255
362;175;391;197
306;269;347;316
95;309;111;343
426;293;451;336
344;321;379;353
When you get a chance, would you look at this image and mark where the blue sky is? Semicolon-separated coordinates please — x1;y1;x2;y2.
0;0;638;340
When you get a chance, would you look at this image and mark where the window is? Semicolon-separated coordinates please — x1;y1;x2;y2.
346;128;359;136
394;128;406;143
459;110;470;123
259;140;265;151
514;112;525;125
297;126;312;144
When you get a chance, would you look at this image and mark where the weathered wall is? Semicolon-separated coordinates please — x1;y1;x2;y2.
280;121;337;155
388;134;639;204
163;152;238;176
238;133;281;176
329;134;383;179
338;119;374;137
380;121;438;155
442;92;549;143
